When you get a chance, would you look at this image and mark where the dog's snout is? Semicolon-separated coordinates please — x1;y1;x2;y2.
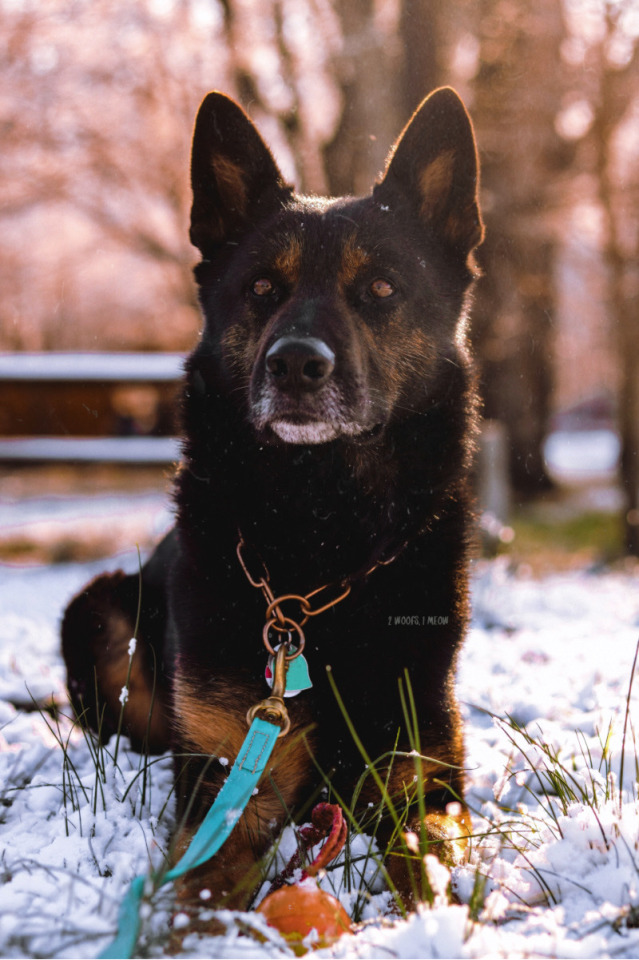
265;337;335;393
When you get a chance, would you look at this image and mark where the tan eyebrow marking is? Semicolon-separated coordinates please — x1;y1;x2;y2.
274;235;303;284
339;234;371;287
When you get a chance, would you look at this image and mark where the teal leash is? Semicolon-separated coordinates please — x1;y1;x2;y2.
98;716;280;959
98;644;293;960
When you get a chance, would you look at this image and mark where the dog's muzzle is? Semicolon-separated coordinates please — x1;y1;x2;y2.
252;335;377;444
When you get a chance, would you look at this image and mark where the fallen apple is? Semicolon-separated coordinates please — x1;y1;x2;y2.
257;879;352;953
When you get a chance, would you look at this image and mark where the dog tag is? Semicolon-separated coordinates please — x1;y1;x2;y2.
265;645;312;697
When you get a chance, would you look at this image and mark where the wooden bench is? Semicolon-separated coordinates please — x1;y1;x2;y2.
0;352;184;464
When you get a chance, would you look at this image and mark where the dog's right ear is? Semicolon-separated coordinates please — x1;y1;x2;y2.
190;92;292;255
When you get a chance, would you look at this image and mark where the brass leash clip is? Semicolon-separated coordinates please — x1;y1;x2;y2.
246;642;291;738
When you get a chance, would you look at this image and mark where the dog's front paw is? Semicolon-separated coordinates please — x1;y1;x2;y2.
386;803;472;910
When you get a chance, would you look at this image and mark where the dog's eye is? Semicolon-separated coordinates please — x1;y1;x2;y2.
370;279;395;299
252;278;276;297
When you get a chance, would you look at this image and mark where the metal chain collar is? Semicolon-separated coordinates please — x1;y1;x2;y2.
236;535;352;657
237;531;406;736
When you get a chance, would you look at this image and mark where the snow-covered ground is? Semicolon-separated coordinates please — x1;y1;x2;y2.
0;489;174;562
1;530;639;957
544;429;620;482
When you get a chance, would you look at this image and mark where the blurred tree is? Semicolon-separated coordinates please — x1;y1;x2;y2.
398;0;443;118
469;0;570;497
322;0;404;194
0;0;342;350
219;0;341;194
585;1;639;555
323;0;463;193
0;0;222;350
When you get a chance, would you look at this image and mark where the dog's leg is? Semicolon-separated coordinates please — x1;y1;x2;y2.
356;739;470;909
170;681;315;924
167;810;274;950
62;563;170;753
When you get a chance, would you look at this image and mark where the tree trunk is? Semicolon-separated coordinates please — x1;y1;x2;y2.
617;269;639;555
398;1;442;118
591;11;639;556
470;0;567;497
322;0;403;195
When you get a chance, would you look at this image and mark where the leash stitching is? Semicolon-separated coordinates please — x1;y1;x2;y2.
238;728;270;773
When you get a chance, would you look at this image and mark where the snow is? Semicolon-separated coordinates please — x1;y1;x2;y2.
0;352;184;382
544;429;620;481
0;437;181;463
1;529;639;957
0;489;174;561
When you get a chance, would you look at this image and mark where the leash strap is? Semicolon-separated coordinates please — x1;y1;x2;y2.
98;717;280;959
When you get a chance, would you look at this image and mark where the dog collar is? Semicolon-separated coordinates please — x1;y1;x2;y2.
236;534;350;727
236;533;406;686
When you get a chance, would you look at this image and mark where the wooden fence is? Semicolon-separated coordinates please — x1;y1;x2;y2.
0;352;183;463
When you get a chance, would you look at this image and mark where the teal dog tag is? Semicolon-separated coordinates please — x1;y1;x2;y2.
265;645;312;697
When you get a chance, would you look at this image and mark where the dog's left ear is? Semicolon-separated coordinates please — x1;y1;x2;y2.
190;92;293;255
375;87;483;258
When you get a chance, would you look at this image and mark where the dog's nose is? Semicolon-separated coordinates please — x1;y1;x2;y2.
265;337;335;393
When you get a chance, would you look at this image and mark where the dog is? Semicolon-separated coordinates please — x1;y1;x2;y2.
62;86;483;918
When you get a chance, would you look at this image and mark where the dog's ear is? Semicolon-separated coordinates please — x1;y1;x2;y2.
375;87;483;258
190;92;292;254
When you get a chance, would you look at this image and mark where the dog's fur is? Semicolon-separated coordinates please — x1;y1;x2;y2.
62;87;483;915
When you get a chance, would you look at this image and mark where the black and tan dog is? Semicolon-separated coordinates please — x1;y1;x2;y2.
62;87;483;915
